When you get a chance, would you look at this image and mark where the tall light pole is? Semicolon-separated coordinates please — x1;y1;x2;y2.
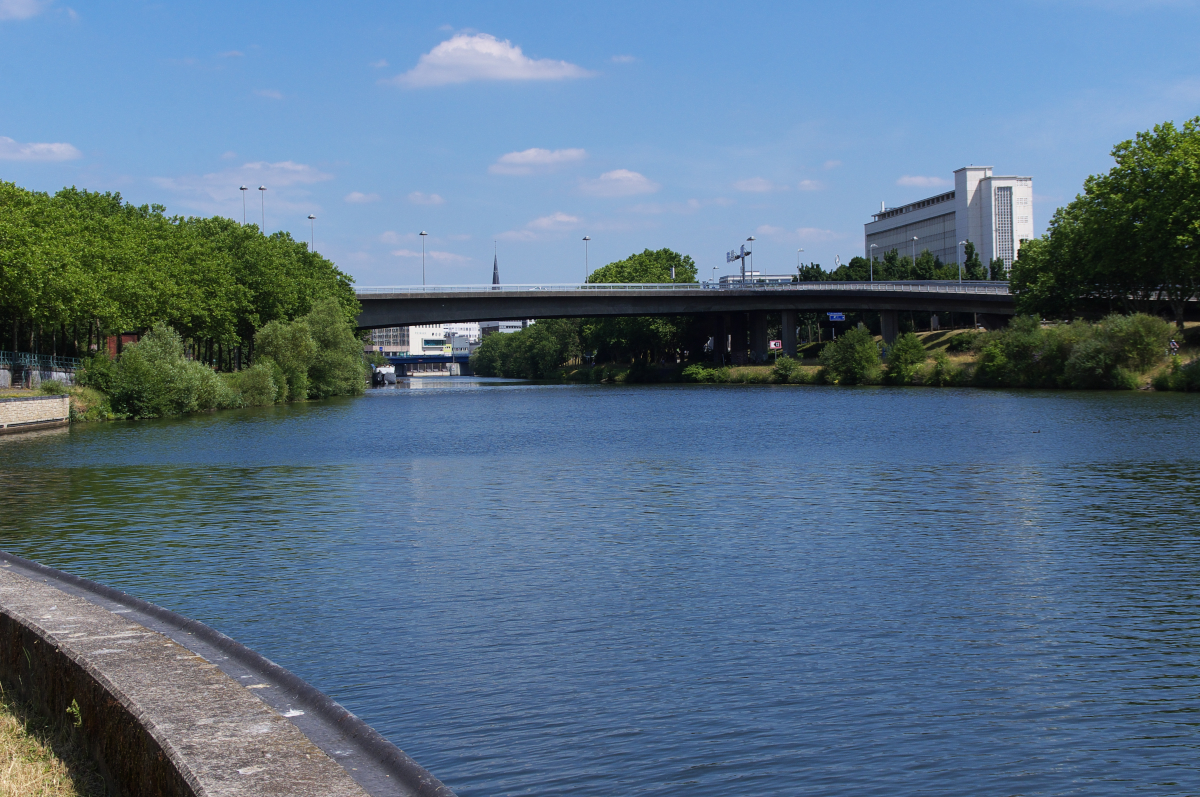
419;231;428;286
308;214;316;251
239;185;248;225
746;236;755;283
712;265;718;285
911;236;918;269
797;248;804;270
582;235;590;283
957;240;968;283
869;243;878;281
258;185;267;230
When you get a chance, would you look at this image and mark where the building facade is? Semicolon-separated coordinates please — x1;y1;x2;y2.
864;166;1034;271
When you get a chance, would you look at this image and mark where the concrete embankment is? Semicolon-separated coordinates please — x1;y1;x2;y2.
0;395;70;434
0;551;455;797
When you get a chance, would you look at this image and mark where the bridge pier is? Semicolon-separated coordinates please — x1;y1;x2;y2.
750;312;769;363
730;313;749;364
880;310;899;344
712;314;728;363
781;309;797;357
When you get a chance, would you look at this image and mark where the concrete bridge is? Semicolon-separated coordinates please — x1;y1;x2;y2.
356;281;1015;358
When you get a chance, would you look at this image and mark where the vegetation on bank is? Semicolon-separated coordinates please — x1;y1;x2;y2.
0;686;105;797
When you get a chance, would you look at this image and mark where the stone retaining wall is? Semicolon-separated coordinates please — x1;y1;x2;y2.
0;394;70;433
0;552;456;797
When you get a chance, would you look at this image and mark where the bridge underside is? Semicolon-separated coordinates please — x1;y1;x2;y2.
356;288;1016;330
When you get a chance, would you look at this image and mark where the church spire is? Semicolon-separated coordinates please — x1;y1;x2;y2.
492;242;500;285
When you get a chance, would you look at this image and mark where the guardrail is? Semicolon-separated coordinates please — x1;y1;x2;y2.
356;281;1012;296
0;350;82;370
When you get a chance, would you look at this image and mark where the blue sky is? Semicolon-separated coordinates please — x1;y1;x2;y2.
2;1;1199;286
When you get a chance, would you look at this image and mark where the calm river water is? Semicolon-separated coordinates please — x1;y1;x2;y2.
3;380;1200;795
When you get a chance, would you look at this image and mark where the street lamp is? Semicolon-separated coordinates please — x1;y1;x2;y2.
308;214;316;251
258;186;267;230
582;236;590;283
419;231;428;286
239;186;248;225
746;236;755;283
797;248;804;270
712;265;718;285
910;236;918;269
869;243;878;282
957;240;968;283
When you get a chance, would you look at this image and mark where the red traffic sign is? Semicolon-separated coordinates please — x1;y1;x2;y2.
768;340;783;350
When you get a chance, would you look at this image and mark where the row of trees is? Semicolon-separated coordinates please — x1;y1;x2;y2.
797;242;1006;283
0;181;359;366
1012;117;1200;323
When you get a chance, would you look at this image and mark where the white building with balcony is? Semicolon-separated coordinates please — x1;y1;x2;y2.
864;166;1034;271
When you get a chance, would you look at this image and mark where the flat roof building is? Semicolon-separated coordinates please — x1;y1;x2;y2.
864;166;1033;270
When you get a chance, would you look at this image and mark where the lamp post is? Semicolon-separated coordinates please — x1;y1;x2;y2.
957;240;968;283
239;185;248;225
582;236;590;283
797;248;804;271
419;231;428;286
308;214;316;251
910;236;918;269
869;243;878;281
258;186;267;230
712;265;718;285
746;236;755;283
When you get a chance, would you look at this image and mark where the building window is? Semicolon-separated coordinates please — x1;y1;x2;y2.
995;186;1014;268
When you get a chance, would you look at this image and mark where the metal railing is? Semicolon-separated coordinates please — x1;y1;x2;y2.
0;351;83;370
356;280;1011;296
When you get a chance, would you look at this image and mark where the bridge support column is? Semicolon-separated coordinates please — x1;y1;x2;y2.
781;310;797;357
978;313;1009;331
880;310;899;344
730;313;748;365
712;314;728;363
750;312;769;363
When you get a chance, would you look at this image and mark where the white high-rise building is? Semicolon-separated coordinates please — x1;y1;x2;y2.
864;166;1034;271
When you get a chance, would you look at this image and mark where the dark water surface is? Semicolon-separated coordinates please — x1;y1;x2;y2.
3;380;1200;796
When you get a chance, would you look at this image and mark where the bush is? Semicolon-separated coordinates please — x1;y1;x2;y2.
39;379;69;395
946;331;982;353
928;351;961;386
1154;357;1200;391
67;385;113;421
771;356;800;383
77;351;116;394
108;325;230;418
885;333;926;385
256;317;315;401
818;326;881;385
1100;313;1173;372
229;362;278;406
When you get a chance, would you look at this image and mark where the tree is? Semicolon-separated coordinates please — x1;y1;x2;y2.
587;248;696;284
818;325;881;385
886;332;926;384
962;241;985;280
584;248;699;363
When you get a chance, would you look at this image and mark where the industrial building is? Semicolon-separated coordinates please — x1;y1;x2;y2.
864;166;1034;271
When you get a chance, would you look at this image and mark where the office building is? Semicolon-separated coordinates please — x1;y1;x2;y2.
864;166;1034;270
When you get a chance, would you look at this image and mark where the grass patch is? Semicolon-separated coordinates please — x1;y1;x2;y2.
0;686;106;797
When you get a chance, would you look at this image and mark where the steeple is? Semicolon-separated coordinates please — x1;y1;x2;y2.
492;245;499;285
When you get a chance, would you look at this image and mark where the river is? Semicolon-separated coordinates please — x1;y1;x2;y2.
2;380;1199;796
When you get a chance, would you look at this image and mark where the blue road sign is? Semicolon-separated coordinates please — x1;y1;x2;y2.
827;312;845;321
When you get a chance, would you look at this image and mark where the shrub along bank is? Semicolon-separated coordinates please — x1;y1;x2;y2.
74;297;366;419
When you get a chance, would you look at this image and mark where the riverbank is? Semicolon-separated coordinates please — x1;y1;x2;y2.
0;688;104;797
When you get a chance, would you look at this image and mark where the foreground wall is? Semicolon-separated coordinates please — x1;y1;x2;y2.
0;395;69;434
0;552;456;797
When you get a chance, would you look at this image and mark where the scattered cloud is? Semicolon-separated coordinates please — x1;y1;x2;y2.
345;191;381;203
408;191;445;205
897;175;952;188
379;231;407;244
579;169;659;197
755;224;788;236
498;210;583;241
255;89;283;100
152;160;333;214
797;179;824;191
797;227;844;242
528;211;579;229
627;197;732;215
220;150;237;159
611;54;637;63
218;50;244;58
823;160;842;170
489;147;587;175
370;59;389;68
0;135;82;162
734;177;785;193
0;0;44;21
391;248;470;263
386;33;592;88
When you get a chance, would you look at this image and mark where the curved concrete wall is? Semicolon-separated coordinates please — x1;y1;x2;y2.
0;551;455;797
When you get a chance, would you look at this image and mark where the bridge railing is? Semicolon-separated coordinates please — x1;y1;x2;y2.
356;281;1011;296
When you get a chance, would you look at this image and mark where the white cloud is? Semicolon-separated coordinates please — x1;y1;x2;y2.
797;179;824;191
220;150;237;159
528;211;579;229
734;177;783;193
0;136;82;162
255;89;283;100
755;224;787;236
387;33;592;88
611;54;637;63
371;59;388;68
489;147;587;175
497;210;583;241
897;175;952;188
579;169;659;197
408;191;445;205
391;248;470;263
345;191;381;203
0;0;44;21
627;197;731;215
797;227;843;242
152;160;333;214
823;160;842;170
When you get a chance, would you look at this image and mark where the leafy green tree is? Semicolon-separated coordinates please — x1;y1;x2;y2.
962;241;985;280
885;332;927;384
818;325;881;384
255;318;316;400
587;248;696;284
584;248;699;363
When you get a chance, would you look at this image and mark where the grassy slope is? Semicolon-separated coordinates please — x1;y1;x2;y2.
0;689;105;797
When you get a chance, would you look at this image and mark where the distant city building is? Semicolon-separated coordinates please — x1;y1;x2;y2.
864;166;1034;271
368;324;448;355
480;320;529;336
444;322;481;343
718;272;795;287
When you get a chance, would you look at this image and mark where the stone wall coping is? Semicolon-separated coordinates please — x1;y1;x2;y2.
0;550;456;797
0;394;68;403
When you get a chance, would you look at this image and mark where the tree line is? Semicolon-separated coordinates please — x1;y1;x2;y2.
797;242;1006;283
0;181;359;367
